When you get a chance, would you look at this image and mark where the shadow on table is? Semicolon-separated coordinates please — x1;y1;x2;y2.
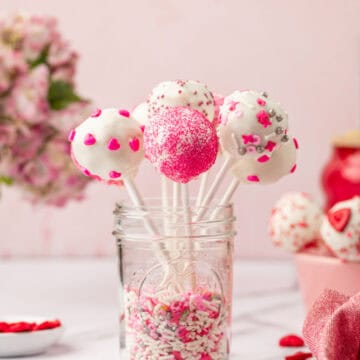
40;344;75;357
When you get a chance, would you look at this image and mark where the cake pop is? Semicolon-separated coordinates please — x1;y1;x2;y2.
321;196;360;262
132;102;149;129
70;108;144;183
144;106;218;183
147;80;215;122
269;192;323;252
218;90;289;160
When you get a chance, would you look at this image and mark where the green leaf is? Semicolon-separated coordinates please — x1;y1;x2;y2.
29;46;49;69
47;80;82;110
0;176;13;186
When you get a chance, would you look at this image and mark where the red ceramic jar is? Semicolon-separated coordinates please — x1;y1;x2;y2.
321;130;360;210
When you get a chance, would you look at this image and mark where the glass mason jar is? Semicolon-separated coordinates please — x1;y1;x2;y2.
113;199;235;360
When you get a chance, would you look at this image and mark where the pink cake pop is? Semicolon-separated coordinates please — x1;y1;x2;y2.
269;192;323;252
147;80;215;122
144;106;218;183
321;196;360;262
69;108;144;184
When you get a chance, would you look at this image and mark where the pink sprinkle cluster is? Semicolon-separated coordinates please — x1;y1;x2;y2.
124;289;229;359
144;107;219;183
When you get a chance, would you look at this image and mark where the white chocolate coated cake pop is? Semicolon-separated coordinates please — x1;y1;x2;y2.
269;192;323;252
231;134;298;184
218;90;289;160
144;106;218;183
69;108;144;183
321;196;360;262
147;80;215;122
132;102;148;129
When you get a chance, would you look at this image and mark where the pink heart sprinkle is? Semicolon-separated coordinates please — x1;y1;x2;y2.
68;129;76;142
83;168;91;177
293;137;299;149
84;133;96;146
257;155;270;163
140;125;145;133
109;170;121;179
247;175;260;182
129;137;140;152
119;109;130;118
108;138;121;151
91;108;102;117
290;164;297;173
257;98;266;106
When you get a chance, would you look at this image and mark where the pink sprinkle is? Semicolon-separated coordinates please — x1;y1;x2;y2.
83;168;91;177
140;125;145;133
293;137;299;149
247;175;260;182
129;137;140;152
290;164;297;173
247;145;256;153
84;133;96;146
242;134;261;145
257;98;266;106
265;141;276;152
256;110;272;128
109;170;121;178
91;108;102;117
119;109;130;118
108;138;121;151
68;129;76;142
228;100;238;111
258;154;270;163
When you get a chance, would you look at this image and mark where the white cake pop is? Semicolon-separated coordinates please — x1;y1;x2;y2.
218;90;289;160
147;80;215;122
321;196;360;262
132;102;148;129
231;134;298;184
69;108;144;183
269;192;323;252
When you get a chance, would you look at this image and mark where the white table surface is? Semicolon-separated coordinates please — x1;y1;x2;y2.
0;259;312;359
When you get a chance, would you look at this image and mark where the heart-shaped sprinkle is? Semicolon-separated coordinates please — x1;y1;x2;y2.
91;108;102;117
84;133;96;146
328;208;351;232
279;334;305;347
68;129;76;142
108;138;120;151
109;170;121;179
247;175;260;182
257;154;270;163
265;141;276;152
119;109;130;118
129;137;140;152
257;98;267;106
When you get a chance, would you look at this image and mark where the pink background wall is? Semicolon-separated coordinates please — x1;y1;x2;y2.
0;0;359;258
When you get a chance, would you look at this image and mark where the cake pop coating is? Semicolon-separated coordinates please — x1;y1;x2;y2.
132;102;149;126
269;192;323;252
147;80;215;122
321;196;360;262
218;90;289;158
70;108;144;183
144;106;218;183
231;134;297;184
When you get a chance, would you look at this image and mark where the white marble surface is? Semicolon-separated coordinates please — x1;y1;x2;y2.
0;259;312;359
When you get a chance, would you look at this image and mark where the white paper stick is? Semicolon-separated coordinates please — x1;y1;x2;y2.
194;156;233;221
196;172;210;207
181;183;196;290
161;176;171;234
209;178;239;221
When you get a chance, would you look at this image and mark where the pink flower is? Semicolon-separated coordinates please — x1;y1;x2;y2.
4;65;50;124
48;35;78;69
0;124;16;147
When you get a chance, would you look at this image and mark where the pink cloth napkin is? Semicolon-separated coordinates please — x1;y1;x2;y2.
303;289;360;360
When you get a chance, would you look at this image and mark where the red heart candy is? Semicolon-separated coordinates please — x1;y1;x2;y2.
279;334;305;347
285;351;313;360
327;208;351;232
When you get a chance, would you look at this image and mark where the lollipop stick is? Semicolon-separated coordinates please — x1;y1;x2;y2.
196;172;210;207
194;156;233;221
161;176;171;235
181;183;196;291
209;178;239;220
